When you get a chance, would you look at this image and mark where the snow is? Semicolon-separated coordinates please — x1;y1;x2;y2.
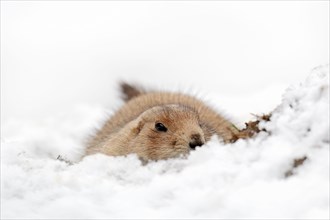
1;65;329;219
1;1;329;219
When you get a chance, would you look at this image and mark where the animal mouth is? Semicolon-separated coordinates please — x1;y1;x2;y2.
189;140;204;150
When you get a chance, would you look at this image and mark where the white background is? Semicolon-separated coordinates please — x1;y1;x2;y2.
1;1;329;123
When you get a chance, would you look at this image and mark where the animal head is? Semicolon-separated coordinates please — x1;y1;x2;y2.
129;105;206;161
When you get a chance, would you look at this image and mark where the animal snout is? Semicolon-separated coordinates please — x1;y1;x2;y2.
189;133;205;150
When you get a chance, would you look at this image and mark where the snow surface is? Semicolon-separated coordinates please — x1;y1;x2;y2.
1;65;329;219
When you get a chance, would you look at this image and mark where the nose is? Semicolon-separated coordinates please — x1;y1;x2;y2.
189;133;205;150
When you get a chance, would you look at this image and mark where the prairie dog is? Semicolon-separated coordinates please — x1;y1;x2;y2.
86;83;238;161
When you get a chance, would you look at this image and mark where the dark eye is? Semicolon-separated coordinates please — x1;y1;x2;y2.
155;123;167;132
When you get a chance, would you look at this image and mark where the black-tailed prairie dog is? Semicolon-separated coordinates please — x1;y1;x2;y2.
86;83;239;161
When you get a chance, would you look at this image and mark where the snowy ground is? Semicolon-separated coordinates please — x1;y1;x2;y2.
1;1;329;219
1;65;329;219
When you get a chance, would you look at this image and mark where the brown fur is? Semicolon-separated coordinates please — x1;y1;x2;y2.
85;83;239;161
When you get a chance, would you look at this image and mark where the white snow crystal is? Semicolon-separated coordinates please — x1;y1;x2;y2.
1;65;329;219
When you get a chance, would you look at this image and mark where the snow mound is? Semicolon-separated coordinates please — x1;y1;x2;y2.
1;65;329;219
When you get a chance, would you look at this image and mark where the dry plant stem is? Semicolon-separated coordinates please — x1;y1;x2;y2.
229;114;271;142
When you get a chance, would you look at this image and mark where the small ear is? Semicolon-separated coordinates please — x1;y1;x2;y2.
120;82;144;102
131;120;144;136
